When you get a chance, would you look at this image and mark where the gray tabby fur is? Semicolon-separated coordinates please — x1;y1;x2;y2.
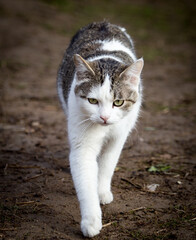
57;21;138;105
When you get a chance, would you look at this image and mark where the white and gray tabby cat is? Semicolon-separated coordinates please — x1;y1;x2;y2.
57;21;144;237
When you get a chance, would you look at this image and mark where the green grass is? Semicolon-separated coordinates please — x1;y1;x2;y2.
148;164;171;173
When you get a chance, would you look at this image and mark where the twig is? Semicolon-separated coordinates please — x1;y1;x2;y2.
102;221;117;228
8;164;41;169
130;206;146;212
0;228;17;231
189;217;196;221
121;178;142;189
156;229;166;234
16;201;36;205
121;178;177;195
25;173;43;181
147;191;177;196
4;163;8;175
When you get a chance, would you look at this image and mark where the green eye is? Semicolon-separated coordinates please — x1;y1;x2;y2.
113;99;124;107
88;98;98;104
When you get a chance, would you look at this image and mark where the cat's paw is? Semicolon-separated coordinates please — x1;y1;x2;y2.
81;215;102;238
99;191;113;205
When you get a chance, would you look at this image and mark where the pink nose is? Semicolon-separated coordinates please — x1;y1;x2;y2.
100;116;109;124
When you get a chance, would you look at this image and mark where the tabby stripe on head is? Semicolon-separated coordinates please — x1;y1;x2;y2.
87;50;133;64
95;39;136;61
87;55;123;63
99;61;104;85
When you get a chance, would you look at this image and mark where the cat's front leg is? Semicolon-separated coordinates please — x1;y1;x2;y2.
98;133;128;205
69;148;102;237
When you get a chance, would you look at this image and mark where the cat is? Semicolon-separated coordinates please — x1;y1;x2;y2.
57;21;144;237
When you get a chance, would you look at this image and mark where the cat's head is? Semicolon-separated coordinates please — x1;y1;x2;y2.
73;54;144;125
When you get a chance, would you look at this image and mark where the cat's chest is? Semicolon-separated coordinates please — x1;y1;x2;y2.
82;124;116;144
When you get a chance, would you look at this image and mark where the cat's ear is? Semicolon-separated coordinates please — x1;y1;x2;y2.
74;54;95;76
120;58;144;87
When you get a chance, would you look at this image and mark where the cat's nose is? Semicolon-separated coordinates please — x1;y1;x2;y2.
100;116;109;124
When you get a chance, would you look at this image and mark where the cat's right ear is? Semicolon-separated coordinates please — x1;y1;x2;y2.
74;54;95;76
119;58;144;88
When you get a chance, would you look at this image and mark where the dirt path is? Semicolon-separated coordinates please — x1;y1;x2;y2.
0;0;195;239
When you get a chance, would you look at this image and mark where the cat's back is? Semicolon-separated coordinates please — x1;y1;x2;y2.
57;22;136;110
69;22;133;53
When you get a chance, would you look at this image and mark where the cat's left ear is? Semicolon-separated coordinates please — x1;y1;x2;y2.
120;58;144;87
74;54;95;76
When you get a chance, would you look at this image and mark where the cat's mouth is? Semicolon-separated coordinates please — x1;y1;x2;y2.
100;122;109;126
99;121;113;126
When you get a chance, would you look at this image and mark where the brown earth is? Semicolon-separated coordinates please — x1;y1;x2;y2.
0;0;195;239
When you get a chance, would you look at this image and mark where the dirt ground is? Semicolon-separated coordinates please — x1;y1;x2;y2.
0;0;195;239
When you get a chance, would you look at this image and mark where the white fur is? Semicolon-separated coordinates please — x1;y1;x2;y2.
87;54;123;63
96;39;136;62
66;70;142;237
117;26;135;47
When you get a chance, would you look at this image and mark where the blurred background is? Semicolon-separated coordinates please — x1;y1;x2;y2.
0;0;195;239
42;0;195;60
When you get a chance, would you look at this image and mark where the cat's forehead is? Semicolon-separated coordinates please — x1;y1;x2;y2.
90;74;113;101
75;59;136;100
93;59;126;81
93;60;134;100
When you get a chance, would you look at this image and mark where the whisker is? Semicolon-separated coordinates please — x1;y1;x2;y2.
78;118;91;126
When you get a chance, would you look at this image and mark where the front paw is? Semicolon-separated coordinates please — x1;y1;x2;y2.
81;215;102;238
99;191;113;205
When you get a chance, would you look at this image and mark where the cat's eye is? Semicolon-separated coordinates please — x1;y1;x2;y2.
113;99;124;107
88;98;98;104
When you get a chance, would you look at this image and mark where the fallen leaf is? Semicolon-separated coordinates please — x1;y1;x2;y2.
147;184;160;192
